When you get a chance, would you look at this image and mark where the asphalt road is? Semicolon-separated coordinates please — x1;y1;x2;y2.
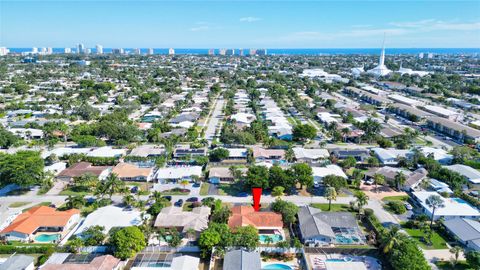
204;97;225;144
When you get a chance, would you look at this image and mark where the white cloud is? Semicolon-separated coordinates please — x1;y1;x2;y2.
240;17;261;23
390;19;480;31
190;26;210;32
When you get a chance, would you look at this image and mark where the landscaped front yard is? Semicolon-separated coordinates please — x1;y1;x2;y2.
311;203;352;212
403;227;448;249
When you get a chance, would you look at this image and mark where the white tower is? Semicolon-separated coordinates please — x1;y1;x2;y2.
367;33;391;77
96;44;103;54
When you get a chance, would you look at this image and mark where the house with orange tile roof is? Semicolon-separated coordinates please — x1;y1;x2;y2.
112;162;154;182
228;206;284;240
0;206;80;242
251;146;285;163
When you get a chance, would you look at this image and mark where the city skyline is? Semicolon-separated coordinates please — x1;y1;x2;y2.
1;0;479;48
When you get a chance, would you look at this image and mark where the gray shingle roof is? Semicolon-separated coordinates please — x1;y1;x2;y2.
298;206;359;240
0;255;34;270
444;217;480;242
223;249;261;270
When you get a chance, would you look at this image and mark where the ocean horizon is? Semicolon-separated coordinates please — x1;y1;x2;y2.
7;48;480;55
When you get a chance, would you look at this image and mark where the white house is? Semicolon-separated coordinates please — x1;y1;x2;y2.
412;191;480;221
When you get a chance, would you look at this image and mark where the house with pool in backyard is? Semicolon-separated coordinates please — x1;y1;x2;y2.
0;206;80;243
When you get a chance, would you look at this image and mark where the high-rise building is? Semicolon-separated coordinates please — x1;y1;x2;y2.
85;48;91;54
219;49;226;55
96;44;103;54
256;49;267;56
225;49;235;55
208;49;215;55
0;47;9;56
168;48;175;55
64;48;71;54
427;53;434;59
239;49;244;56
249;49;257;55
46;47;53;54
147;48;154;55
77;43;85;54
32;47;38;54
111;48;124;54
418;53;424;59
40;47;47;54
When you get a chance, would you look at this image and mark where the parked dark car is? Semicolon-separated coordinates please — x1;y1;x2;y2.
192;183;201;188
130;186;139;193
186;197;199;202
162;196;172;201
174;199;184;207
237;192;249;197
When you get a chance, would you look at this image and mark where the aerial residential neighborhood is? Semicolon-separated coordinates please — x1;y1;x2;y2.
1;1;480;270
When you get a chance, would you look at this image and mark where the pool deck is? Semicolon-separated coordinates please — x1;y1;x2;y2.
261;260;299;270
308;254;381;270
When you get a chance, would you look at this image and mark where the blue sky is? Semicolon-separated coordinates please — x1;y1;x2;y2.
1;0;479;48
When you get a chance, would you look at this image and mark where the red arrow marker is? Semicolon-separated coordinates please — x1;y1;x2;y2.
252;187;262;211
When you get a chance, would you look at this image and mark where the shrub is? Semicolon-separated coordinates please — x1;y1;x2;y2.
387;201;406;214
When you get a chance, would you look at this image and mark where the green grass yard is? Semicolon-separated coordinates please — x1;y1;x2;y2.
311;203;352;212
200;182;210;196
9;202;31;208
382;195;409;202
403;227;448;249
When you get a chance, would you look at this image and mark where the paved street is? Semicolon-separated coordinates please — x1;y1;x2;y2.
203;97;225;144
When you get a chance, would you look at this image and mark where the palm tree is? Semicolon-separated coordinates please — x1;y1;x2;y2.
325;187;337;211
380;226;402;254
66;195;85;209
449;246;463;268
341;127;350;142
102;173;125;198
394;172;407;191
354;191;369;214
264;235;273;247
373;173;385;193
123;194;136;207
180;179;190;189
426;194;445;228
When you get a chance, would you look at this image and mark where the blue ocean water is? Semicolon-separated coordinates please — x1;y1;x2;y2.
7;48;480;55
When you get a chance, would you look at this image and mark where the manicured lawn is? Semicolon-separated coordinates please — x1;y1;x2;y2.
59;187;90;196
311;203;352;212
382;195;409;202
9;202;31;208
436;261;470;270
217;183;242;196
403;227;448;249
183;202;194;211
161;188;190;195
200;183;210;196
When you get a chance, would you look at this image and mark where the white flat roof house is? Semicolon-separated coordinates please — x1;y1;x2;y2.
443;164;480;185
293;148;330;162
312;165;347;183
372;148;411;165
86;146;126;158
419;147;453;165
412;191;480;220
154;166;203;183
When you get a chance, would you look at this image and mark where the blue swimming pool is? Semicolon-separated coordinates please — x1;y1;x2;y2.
262;263;293;270
35;234;60;243
259;234;283;243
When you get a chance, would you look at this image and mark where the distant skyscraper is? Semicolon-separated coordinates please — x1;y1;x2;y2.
40;47;47;54
85;48;91;54
0;47;9;56
147;48;154;55
32;47;38;54
77;43;84;54
134;48;141;55
64;48;71;54
46;47;53;54
225;49;235;56
111;48;124;54
208;49;215;55
96;44;103;54
239;49;244;56
168;48;175;55
427;53;434;59
249;49;257;55
219;49;226;55
418;53;424;59
256;49;267;56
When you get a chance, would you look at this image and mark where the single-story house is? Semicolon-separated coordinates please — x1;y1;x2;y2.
330;149;370;162
412;191;480;220
208;167;247;184
44;162;67;176
223;249;261;270
429;179;453;194
129;145;165;158
443;164;480;186
371;148;411;165
365;167;428;191
112;162;154;182
57;162;112;182
0;255;34;270
251;146;285;163
312;165;347;184
74;205;143;237
418;147;453;165
130;254;199;270
8;128;44;140
228;206;283;233
444;217;480;251
154;166;203;183
41;254;121;270
86;146;126;158
293;147;330;163
154;206;211;236
298;206;363;246
173;147;207;159
0;206;80;242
